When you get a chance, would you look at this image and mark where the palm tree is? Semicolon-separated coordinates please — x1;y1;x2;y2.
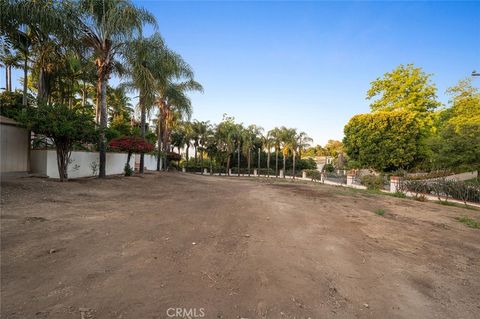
280;127;296;178
191;120;209;172
0;46;20;92
123;33;166;173
292;131;312;179
203;127;217;175
242;125;262;176
156;80;202;169
269;127;282;177
262;131;274;177
296;131;313;160
235;124;244;176
182;121;193;168
75;0;157;177
216;115;238;176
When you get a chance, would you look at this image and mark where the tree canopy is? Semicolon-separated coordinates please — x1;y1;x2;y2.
343;110;423;171
367;64;441;113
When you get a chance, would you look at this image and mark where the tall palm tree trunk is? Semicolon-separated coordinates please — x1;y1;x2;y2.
139;95;146;174
38;67;47;102
267;149;271;177
157;117;162;171
6;66;10;91
275;148;279;177
8;66;12;92
186;146;190;168
82;81;86;107
95;78;101;124
248;148;251;176
22;56;28;105
98;71;108;178
258;148;261;170
237;144;240;177
226;154;231;176
283;153;286;178
292;151;296;179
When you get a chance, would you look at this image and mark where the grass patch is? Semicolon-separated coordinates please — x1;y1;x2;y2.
391;191;407;198
374;209;386;216
457;216;480;229
436;201;479;211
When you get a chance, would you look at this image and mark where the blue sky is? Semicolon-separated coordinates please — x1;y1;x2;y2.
5;1;480;145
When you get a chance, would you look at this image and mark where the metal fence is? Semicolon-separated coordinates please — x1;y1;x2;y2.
398;178;480;204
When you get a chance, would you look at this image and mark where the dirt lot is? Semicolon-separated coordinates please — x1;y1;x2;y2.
1;172;479;319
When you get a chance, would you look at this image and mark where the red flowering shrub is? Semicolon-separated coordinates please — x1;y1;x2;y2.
109;137;154;176
108;136;154;153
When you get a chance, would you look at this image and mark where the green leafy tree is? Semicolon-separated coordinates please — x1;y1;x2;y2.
324;140;343;157
367;64;441;113
18;103;97;181
428;78;480;171
343;110;423;171
0;91;26;118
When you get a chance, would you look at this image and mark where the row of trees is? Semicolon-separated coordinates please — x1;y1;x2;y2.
1;0;202;180
343;64;479;173
169;115;315;177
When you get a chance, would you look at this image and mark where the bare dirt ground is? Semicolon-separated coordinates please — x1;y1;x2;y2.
1;172;479;319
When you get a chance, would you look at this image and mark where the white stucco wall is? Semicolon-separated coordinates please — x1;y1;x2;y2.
135;154;158;171
0;120;29;173
31;150;135;179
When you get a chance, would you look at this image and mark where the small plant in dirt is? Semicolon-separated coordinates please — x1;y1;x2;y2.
90;161;99;176
457;216;480;229
414;194;427;202
374;209;386;216
124;163;134;176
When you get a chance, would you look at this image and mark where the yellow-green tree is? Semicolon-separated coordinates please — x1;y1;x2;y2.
428;78;480;171
367;64;441;113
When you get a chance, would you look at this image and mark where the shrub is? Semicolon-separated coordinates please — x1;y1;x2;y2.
296;158;317;170
304;169;322;182
109;136;154;176
361;175;384;190
124;163;133;176
324;163;334;173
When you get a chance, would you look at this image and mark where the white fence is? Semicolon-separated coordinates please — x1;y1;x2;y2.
31;150;137;179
